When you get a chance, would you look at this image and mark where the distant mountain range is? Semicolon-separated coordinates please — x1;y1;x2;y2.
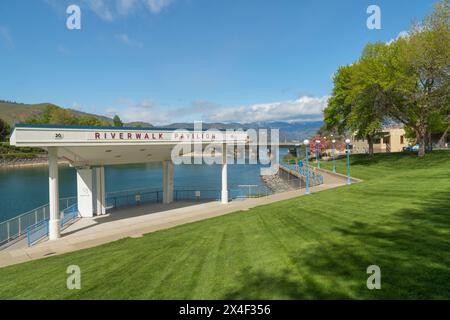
0;101;323;141
164;121;323;142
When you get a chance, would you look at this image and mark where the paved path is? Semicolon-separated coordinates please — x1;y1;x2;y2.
0;168;356;268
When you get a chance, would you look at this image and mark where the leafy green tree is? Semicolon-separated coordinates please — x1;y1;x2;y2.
113;115;123;127
436;110;450;147
325;58;385;156
347;45;389;155
326;0;449;158
379;0;450;157
0;118;10;142
324;65;354;135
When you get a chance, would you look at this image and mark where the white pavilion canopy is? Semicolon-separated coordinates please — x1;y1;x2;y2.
10;124;248;241
11;124;247;166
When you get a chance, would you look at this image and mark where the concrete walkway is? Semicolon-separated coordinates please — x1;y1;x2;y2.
0;168;355;268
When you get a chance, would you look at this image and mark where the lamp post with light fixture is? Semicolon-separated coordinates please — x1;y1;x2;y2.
332;139;336;173
345;138;351;185
315;140;321;169
304;139;310;195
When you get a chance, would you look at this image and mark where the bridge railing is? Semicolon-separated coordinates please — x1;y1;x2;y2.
282;164;324;186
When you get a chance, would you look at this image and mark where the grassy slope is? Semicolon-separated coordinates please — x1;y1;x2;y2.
0;102;113;126
0;151;449;299
0;102;48;125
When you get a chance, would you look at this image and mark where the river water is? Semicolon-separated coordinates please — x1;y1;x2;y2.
0;148;290;222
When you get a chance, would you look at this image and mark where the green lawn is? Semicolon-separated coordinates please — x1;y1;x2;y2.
0;151;449;299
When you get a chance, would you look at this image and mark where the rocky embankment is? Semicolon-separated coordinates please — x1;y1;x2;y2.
0;156;69;168
261;173;298;193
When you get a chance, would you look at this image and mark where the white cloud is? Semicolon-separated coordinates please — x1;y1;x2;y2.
387;30;409;45
83;0;114;21
115;33;144;48
107;96;328;126
107;100;171;125
0;26;13;49
55;0;175;21
46;0;173;21
71;102;83;111
117;0;139;15
208;96;328;123
105;107;119;114
146;0;173;13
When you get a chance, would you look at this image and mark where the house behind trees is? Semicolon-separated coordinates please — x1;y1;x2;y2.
351;126;410;154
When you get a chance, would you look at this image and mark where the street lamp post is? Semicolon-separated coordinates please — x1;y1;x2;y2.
332;139;336;173
315;140;321;169
304;139;310;195
345;138;351;185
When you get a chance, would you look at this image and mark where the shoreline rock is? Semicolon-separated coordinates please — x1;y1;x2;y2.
0;157;70;169
261;173;301;193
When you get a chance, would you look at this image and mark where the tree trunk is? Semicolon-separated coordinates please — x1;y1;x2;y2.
437;126;449;148
418;134;426;158
415;122;427;158
428;132;433;152
367;135;374;156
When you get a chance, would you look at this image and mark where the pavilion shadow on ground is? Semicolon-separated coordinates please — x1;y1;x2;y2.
62;200;217;237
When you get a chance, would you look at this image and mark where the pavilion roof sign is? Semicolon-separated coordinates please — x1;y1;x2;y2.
10;124;248;147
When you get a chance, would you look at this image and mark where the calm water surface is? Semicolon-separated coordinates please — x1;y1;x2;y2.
0;147;290;222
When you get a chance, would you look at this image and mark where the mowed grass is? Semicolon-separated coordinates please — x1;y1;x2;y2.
0;151;449;299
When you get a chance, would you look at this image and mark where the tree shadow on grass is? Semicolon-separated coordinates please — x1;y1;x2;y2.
222;190;450;299
329;191;450;299
223;267;357;300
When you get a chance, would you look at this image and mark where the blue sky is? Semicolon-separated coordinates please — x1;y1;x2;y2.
0;0;437;125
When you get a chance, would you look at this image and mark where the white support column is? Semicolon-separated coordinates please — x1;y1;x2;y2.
77;168;94;218
48;147;61;240
221;143;229;204
95;166;106;215
163;160;174;204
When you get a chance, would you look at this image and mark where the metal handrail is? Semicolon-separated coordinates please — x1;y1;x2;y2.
106;190;163;209
26;219;49;247
0;196;77;246
283;164;324;186
2;183;274;247
25;203;79;247
60;204;79;226
105;185;273;211
0;196;77;224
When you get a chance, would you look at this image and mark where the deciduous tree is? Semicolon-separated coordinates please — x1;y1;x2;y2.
113;115;124;127
0;118;10;142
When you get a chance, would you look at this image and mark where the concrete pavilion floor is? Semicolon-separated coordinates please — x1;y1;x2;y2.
0;168;357;268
